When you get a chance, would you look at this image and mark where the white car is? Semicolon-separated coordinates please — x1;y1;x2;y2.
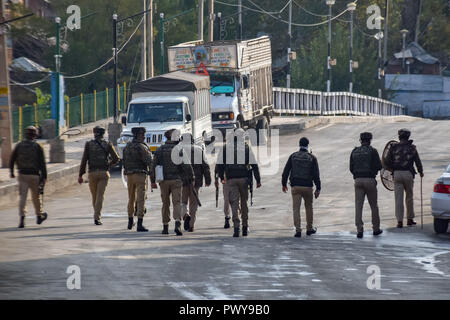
431;163;450;234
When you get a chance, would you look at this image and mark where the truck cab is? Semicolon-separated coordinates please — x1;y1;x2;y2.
116;71;212;158
117;96;192;156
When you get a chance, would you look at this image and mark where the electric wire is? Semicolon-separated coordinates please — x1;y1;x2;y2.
9;74;51;86
63;15;144;79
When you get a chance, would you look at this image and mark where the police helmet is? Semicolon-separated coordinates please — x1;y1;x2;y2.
93;126;105;136
398;128;411;140
24;126;38;137
132;127;146;137
360;132;373;141
299;137;309;147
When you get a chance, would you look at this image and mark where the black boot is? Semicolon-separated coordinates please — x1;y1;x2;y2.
18;216;25;228
242;226;248;236
174;221;183;236
36;212;47;225
136;218;148;232
183;214;191;231
233;227;240;237
127;217;134;230
162;225;169;234
94;219;103;225
407;219;417;226
224;217;230;229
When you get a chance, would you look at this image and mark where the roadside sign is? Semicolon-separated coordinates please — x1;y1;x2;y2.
195;62;209;76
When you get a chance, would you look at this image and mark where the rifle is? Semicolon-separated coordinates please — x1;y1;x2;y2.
215;176;219;208
191;185;202;207
247;165;253;206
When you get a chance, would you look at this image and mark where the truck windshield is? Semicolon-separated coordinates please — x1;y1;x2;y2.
210;74;234;94
128;102;184;123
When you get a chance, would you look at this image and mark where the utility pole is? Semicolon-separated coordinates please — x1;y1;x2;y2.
238;0;242;40
383;0;389;66
148;0;153;78
414;0;422;43
0;0;13;167
208;0;214;42
347;2;356;93
326;0;335;93
198;0;204;41
141;0;147;80
113;14;118;123
286;0;292;88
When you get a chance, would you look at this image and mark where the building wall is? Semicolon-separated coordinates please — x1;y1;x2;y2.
385;74;450;118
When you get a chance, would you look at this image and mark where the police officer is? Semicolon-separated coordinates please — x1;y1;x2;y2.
180;133;211;232
78;126;119;225
216;128;261;237
152;129;193;236
215;130;234;229
349;132;383;238
386;129;423;228
214;168;231;228
282;137;320;238
123;127;154;232
10;126;47;228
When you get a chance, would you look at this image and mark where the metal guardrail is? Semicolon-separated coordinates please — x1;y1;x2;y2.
273;87;405;116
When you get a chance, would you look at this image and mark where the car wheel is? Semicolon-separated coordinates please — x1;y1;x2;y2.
434;218;449;234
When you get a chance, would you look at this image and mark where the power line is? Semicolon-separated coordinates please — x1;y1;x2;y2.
9;74;51;86
63;15;144;79
244;0;356;27
292;0;329;18
215;0;290;15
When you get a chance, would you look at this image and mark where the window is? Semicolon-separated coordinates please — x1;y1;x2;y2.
128;102;183;123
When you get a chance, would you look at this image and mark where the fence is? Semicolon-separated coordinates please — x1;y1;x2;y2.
273;87;405;116
12;83;127;142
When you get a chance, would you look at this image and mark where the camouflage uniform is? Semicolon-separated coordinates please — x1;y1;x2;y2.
216;137;261;236
10;128;47;226
123;139;154;220
79;138;119;221
152;140;193;234
181;143;211;231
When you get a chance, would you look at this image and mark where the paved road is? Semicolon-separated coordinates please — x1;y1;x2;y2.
0;119;449;299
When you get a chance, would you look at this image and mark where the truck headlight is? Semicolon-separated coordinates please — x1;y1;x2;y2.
118;135;133;145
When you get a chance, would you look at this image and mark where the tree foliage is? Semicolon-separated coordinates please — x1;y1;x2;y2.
7;0;450;101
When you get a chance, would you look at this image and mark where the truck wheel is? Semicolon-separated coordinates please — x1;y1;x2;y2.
434;218;449;234
256;117;269;146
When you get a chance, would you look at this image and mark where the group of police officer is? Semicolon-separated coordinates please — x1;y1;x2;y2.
9;124;423;239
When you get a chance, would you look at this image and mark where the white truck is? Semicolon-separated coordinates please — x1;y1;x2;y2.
168;36;273;144
116;71;212;157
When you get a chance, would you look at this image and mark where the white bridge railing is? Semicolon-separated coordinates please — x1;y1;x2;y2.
273;87;405;116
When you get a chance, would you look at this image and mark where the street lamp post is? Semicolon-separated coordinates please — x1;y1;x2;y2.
287;0;292;88
400;29;409;72
160;13;165;74
347;2;356;93
55;17;61;136
217;12;222;40
374;16;384;99
112;14;118;123
326;0;335;93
